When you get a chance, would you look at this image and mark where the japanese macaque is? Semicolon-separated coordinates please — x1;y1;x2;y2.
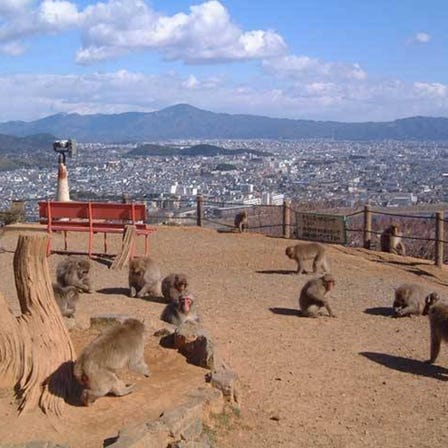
56;256;93;293
161;273;189;303
73;318;150;406
380;224;406;256
53;283;79;318
422;292;448;364
299;273;336;318
161;293;199;326
128;256;162;298
234;210;248;233
393;284;426;317
285;242;329;274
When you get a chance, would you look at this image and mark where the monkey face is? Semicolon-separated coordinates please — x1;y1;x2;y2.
175;279;188;292
325;280;335;291
423;293;440;315
179;296;193;314
285;247;293;259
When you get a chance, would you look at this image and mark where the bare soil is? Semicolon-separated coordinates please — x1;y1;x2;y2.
1;225;448;448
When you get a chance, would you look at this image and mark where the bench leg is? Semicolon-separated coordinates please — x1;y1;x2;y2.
104;233;108;254
144;235;149;256
64;231;68;252
89;230;93;258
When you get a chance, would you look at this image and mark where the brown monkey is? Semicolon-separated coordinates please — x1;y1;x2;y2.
234;210;248;232
380;224;406;255
128;256;162;298
285;242;329;274
299;273;336;317
56;256;92;293
53;283;79;318
161;293;199;326
73;318;150;406
422;292;448;364
393;283;426;317
161;273;189;303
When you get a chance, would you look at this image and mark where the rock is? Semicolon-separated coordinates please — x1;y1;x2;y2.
174;323;215;369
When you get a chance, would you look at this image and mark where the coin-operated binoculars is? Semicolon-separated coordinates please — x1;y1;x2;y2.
53;139;77;164
53;139;77;202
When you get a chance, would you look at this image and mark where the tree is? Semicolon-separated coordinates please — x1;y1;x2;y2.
0;235;75;415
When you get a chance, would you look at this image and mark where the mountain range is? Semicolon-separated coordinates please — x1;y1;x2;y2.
1;104;448;142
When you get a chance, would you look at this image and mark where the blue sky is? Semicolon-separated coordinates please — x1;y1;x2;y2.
0;0;447;122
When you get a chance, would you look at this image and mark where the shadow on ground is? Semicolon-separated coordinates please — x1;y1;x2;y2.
364;307;395;317
360;352;448;381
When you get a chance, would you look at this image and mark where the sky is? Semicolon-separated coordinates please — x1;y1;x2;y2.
0;0;447;123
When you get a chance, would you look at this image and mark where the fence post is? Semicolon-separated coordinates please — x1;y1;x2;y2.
363;204;372;249
435;211;444;267
282;199;291;238
196;194;204;227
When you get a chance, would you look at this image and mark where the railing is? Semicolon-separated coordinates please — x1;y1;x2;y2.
3;196;448;267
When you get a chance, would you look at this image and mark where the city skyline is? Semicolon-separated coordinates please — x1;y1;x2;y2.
1;0;447;122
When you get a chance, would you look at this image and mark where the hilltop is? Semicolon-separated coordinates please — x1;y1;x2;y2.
1;226;448;447
0;104;448;142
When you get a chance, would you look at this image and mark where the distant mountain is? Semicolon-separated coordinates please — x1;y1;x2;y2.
0;105;448;142
127;143;272;157
0;133;55;153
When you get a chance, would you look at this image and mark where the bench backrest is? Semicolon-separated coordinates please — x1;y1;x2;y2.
38;201;147;223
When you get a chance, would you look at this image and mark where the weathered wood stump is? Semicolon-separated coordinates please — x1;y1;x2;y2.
0;234;75;415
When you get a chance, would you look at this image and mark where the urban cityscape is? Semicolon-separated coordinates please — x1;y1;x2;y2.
0;137;447;222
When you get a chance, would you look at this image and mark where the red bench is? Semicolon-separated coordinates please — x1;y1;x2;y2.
38;200;156;257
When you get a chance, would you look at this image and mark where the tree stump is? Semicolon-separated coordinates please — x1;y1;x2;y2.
0;234;75;415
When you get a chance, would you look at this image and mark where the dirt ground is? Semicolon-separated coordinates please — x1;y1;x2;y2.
1;225;448;448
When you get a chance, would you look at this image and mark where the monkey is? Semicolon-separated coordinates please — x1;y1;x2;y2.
161;273;189;303
73;318;150;406
299;273;336;318
128;256;162;298
160;293;199;327
393;283;426;317
53;283;79;318
380;224;406;256
56;256;92;293
234;210;248;233
285;242;329;274
422;292;448;364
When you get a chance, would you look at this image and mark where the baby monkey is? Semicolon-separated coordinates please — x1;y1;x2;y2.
161;273;189;303
161;293;199;326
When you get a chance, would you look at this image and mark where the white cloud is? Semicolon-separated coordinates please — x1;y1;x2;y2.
76;0;287;64
262;55;367;81
415;32;431;43
0;0;33;16
0;41;26;56
414;82;447;98
0;0;286;64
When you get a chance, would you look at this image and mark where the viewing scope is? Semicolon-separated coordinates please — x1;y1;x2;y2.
53;139;77;163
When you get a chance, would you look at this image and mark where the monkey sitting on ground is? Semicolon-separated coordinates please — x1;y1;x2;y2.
161;273;189;303
285;242;329;274
56;256;93;293
380;224;406;256
299;273;336;318
161;293;199;326
422;292;448;364
234;210;248;233
53;283;79;318
393;283;426;317
73;318;150;406
128;256;162;298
